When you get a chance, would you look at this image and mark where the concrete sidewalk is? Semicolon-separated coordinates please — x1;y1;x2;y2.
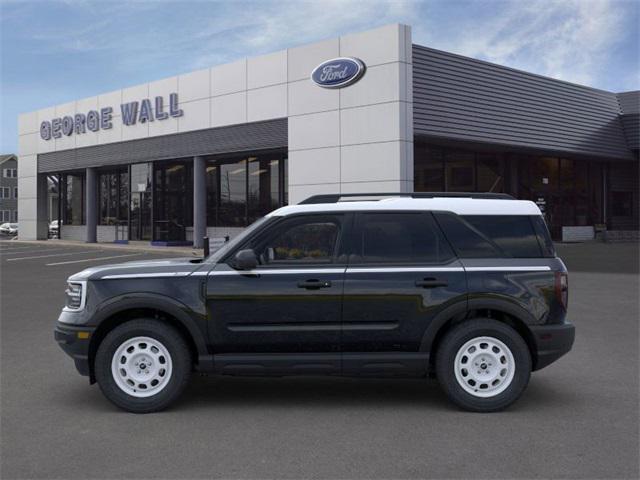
4;238;204;257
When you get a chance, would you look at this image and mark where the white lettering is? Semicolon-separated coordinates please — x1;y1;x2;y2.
319;64;350;82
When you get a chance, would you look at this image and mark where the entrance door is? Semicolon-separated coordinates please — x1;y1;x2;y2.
206;214;347;371
130;192;151;241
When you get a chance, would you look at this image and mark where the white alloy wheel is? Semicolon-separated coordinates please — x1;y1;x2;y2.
453;336;515;398
110;336;173;398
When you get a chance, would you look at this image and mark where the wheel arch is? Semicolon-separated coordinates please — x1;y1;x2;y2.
421;296;539;371
87;294;208;383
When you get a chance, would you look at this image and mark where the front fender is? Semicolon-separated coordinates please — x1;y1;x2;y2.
91;292;209;356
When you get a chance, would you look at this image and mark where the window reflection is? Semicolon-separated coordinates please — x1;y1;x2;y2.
207;151;287;227
98;169;128;225
154;161;192;241
413;141;616;239
62;173;85;225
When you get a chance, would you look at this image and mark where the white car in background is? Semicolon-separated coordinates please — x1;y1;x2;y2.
49;220;60;238
0;223;18;236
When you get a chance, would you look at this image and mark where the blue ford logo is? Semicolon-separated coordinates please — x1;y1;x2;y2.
311;57;366;89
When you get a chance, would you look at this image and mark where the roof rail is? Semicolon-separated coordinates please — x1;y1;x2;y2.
299;192;515;204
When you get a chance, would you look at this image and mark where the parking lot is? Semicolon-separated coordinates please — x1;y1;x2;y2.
1;240;638;479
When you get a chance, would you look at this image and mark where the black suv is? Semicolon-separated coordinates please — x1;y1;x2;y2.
54;193;574;413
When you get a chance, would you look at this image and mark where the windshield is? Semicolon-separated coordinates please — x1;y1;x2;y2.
206;216;272;263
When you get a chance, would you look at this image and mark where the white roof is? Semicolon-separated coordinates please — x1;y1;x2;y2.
269;197;542;217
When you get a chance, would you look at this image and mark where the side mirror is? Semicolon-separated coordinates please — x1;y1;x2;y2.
233;249;258;270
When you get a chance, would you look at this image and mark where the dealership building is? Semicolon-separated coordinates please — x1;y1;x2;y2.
17;24;639;245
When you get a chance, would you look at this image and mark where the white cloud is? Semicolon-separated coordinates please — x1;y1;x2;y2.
188;0;418;69
414;0;636;89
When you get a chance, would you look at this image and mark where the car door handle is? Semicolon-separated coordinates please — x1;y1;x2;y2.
297;279;332;289
415;278;448;288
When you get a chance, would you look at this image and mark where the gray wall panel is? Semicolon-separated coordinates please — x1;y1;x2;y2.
617;91;639;114
617;91;639;150
38;119;287;173
619;114;639;150
413;44;633;160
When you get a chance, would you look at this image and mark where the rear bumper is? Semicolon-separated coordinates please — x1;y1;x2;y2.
530;322;575;371
54;323;95;377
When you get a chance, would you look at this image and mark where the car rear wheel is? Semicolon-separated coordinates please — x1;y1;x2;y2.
95;319;191;413
436;318;531;412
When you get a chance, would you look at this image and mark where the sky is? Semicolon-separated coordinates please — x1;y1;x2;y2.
1;0;638;153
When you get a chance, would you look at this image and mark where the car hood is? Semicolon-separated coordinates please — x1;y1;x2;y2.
68;257;205;281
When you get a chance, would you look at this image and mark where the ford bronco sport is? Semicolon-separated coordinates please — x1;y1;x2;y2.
54;193;574;413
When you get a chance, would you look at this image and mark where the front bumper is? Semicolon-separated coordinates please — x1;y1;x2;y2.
54;323;95;377
530;321;575;371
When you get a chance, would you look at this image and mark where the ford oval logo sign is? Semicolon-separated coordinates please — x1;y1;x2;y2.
311;57;366;89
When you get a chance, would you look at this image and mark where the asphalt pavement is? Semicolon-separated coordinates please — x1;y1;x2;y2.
1;240;638;479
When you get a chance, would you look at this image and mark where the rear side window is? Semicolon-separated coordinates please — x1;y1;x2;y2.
530;215;556;257
434;213;501;258
435;213;544;258
462;216;543;258
354;212;455;264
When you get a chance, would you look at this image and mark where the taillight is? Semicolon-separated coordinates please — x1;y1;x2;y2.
555;272;568;310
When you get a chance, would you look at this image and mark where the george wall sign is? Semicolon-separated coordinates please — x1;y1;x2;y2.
40;93;184;140
311;57;366;89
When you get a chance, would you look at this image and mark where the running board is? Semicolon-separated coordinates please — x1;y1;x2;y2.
196;352;429;377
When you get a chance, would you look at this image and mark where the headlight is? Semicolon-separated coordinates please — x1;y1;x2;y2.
64;281;86;310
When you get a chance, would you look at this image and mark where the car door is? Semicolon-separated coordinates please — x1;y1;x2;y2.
206;213;348;365
341;211;467;375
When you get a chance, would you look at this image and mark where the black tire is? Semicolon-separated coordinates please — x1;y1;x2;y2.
95;319;192;413
435;318;531;412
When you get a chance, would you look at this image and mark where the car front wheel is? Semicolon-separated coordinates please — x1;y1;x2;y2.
436;318;531;412
95;319;192;413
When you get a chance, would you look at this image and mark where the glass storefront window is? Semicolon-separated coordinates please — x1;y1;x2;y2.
207;151;287;227
445;151;475;191
477;154;504;192
219;159;247;227
154;161;192;241
414;141;612;239
62;173;85;225
130;163;152;241
414;145;444;191
119;171;128;221
47;175;60;224
248;156;281;223
130;163;152;193
98;169;128;225
612;192;633;217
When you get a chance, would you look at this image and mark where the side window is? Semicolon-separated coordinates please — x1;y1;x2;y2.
435;213;545;258
462;215;543;258
255;215;342;265
355;212;454;264
434;212;501;258
530;215;555;257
